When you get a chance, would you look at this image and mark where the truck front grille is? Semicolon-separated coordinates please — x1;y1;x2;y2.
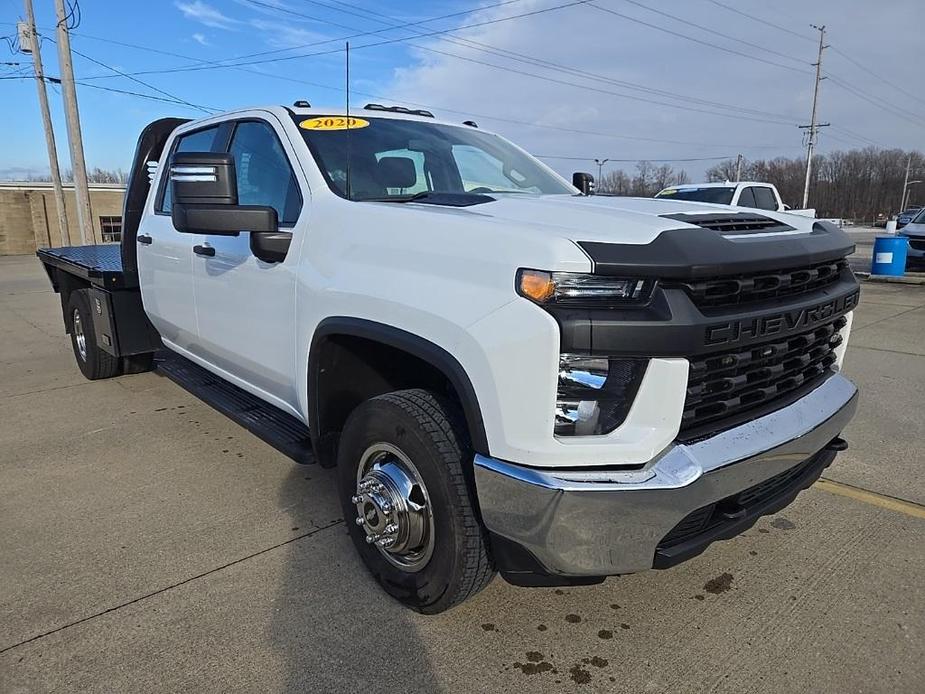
909;239;925;251
671;259;847;308
681;315;846;437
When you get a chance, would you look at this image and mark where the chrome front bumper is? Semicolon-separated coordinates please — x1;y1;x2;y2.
474;374;859;578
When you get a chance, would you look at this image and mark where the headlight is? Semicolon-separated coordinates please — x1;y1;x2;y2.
517;269;654;307
555;354;648;436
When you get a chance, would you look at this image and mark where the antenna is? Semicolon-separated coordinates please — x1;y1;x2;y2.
345;41;351;201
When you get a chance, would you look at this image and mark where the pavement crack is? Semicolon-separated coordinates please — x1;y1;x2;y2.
0;519;343;655
850;344;925;358
851;304;922;334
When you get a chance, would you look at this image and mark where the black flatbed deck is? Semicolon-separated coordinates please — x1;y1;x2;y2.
37;244;136;289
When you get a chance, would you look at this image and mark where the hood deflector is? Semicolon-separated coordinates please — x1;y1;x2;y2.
660;212;794;234
578;224;854;280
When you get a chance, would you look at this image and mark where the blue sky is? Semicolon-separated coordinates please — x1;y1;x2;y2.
1;0;922;181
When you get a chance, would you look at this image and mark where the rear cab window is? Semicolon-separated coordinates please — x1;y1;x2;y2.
736;187;757;208
657;187;736;205
752;186;778;211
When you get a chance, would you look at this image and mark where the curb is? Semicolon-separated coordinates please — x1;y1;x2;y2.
855;271;925;286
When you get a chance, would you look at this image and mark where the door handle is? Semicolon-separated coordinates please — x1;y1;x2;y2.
193;244;215;257
137;234;153;245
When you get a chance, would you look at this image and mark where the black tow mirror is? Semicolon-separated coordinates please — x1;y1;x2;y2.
170;152;277;236
572;171;595;195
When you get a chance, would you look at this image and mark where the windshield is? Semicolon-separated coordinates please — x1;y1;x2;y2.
912;208;925;224
656;187;735;205
293;115;574;201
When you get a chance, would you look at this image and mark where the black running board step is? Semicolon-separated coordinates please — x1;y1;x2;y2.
155;351;315;464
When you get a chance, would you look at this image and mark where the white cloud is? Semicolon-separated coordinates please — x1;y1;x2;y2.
191;32;210;46
249;18;329;50
175;1;241;30
383;0;923;180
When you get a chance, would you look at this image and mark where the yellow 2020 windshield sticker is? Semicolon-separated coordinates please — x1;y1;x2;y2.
298;116;369;131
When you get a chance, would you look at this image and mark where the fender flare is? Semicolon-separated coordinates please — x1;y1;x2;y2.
307;317;491;456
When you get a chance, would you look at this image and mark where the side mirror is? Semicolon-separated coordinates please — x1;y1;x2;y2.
170;152;277;236
572;171;595;195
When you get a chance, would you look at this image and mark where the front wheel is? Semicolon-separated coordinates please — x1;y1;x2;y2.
337;389;495;613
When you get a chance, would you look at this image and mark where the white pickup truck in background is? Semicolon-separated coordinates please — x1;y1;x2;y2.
656;181;816;218
36;103;859;613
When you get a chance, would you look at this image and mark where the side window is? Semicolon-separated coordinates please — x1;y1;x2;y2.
736;187;757;208
159;125;221;213
228;121;302;226
753;187;778;211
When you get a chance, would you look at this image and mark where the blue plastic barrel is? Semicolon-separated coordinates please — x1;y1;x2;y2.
871;236;908;276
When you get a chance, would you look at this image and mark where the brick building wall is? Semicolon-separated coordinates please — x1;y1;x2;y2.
0;183;125;255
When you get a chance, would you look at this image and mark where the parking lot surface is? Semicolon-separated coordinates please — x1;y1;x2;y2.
1;254;923;693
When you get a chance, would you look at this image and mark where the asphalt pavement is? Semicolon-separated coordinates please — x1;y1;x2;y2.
1;254;923;693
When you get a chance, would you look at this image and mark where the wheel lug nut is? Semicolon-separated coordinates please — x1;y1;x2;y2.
384;523;398;534
355;516;365;526
381;503;392;515
365;534;377;544
351;495;362;504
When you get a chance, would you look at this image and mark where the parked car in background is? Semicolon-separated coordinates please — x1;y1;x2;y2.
655;182;815;217
896;207;922;229
898;208;925;267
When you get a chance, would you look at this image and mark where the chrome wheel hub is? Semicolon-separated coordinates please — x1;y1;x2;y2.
73;308;87;362
353;443;434;572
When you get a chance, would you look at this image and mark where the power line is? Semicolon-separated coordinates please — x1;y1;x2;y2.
703;0;925;117
84;1;801;127
619;0;807;67
703;0;816;42
829;46;925;109
825;72;925;128
2;73;220;109
586;2;811;75
74;80;219;109
290;0;803;124
158;0;549;72
63;34;769;147
48;37;215;113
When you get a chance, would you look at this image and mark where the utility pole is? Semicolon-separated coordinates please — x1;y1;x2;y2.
20;1;70;246
900;153;911;213
53;0;92;245
799;24;829;210
734;153;743;182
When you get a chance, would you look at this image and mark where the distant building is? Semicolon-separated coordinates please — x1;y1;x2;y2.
0;181;125;256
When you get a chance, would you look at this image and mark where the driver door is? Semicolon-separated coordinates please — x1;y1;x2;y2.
189;116;307;415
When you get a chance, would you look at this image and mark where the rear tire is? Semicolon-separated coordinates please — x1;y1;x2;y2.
337;389;495;613
67;289;120;380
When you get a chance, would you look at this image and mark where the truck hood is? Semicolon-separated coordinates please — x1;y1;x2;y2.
412;194;815;245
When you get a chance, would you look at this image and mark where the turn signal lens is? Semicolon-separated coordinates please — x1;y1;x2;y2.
517;269;556;302
516;269;653;307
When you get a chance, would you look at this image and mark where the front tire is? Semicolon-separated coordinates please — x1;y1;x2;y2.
67;289;120;380
337;389;495;613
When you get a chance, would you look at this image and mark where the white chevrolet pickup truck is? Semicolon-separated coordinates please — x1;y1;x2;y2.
37;103;860;613
655;181;816;218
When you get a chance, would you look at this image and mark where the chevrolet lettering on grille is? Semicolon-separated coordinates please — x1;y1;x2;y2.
704;290;860;346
